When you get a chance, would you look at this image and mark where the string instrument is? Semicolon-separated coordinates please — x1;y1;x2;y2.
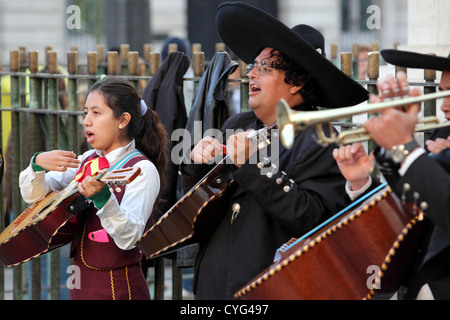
235;183;427;300
0;166;141;267
136;124;275;259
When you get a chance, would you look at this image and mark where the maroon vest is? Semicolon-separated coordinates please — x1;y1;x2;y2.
71;151;150;270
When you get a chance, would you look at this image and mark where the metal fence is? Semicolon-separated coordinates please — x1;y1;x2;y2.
0;42;441;300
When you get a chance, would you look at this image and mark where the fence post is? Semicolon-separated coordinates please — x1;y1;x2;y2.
107;51;118;76
67;51;80;155
394;43;407;77
424;54;437;141
120;44;130;76
153;257;164;300
10;49;23;300
47;50;61;300
192;51;204;93
18;48;29;297
143;44;152;77
127;51;139;90
172;259;182;300
341;52;353;124
367;51;379;96
96;44;106;75
87;51;98;90
147;50;165;300
341;52;353;78
395;65;407;77
168;43;178;56
215;43;225;52
28;50;42;300
150;52;161;77
192;43;201;54
352;44;359;80
424;54;437;116
331;43;338;66
367;51;380;179
239;59;250;112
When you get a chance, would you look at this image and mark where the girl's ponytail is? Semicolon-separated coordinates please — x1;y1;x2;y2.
135;108;169;193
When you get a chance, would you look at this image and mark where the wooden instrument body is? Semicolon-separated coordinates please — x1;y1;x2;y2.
0;191;81;267
137;124;275;259
235;185;426;300
137;161;233;259
0;166;141;267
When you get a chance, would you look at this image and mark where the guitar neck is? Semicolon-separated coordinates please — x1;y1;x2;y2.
62;181;82;199
66;165;139;197
63;168;106;196
95;170;108;181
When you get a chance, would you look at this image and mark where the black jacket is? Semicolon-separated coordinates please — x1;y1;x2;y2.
375;125;450;299
182;110;347;299
389;147;450;299
176;51;239;268
427;126;450;145
141;51;190;217
185;51;238;139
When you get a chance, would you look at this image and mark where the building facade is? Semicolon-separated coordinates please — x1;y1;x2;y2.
0;0;412;65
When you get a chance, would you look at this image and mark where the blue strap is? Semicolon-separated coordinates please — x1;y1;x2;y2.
280;182;388;253
109;150;143;171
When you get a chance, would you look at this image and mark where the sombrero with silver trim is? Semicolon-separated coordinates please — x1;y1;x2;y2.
215;1;368;108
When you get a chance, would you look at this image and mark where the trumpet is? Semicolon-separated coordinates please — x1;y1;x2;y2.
277;90;450;148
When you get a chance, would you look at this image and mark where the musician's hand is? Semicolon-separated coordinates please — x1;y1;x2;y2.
366;71;421;150
426;136;450;155
372;71;412;102
226;131;258;168
78;175;106;198
333;143;374;191
34;150;80;172
190;136;224;164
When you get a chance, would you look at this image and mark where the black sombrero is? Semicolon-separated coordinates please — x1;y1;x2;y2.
215;1;368;108
381;49;450;71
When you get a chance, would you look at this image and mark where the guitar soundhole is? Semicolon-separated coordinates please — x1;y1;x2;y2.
28;198;59;224
33;202;54;220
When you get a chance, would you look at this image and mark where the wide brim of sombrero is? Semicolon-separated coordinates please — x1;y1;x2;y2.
381;49;450;71
216;1;368;108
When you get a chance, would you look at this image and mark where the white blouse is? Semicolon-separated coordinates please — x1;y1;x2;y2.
19;140;160;250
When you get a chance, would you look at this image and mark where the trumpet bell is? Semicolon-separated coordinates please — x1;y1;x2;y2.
276;90;450;148
276;99;296;149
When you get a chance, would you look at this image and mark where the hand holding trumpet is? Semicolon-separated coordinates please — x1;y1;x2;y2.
365;71;421;150
277;72;450;148
333;71;421;189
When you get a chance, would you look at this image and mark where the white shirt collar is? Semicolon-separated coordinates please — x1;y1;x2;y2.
96;139;136;164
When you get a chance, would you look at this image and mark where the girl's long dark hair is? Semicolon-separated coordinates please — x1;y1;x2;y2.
88;78;169;193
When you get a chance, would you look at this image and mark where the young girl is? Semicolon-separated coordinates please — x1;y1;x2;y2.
19;78;168;300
